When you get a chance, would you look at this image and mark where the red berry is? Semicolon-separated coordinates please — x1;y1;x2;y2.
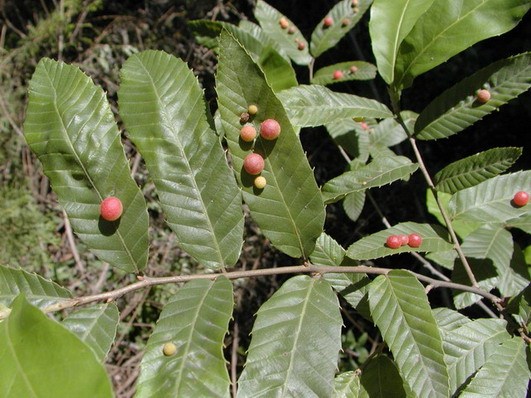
476;89;491;103
243;153;265;175
260;119;281;140
513;191;529;207
386;235;401;249
100;196;123;221
360;122;369;131
323;17;334;27
240;125;257;142
279;17;289;29
408;233;422;248
296;40;305;50
398;235;409;246
332;70;344;80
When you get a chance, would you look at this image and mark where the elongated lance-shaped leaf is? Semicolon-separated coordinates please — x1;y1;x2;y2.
237;275;342;397
0;295;113;398
312;61;377;85
216;31;325;259
459;337;530;398
433;307;469;333
359;354;406;398
347;222;453;260
343;190;366;222
278;84;393;127
442;318;510;395
188;20;297;92
369;0;436;85
394;0;531;90
119;50;244;270
368;111;416;149
310;0;372;58
325;118;371;162
434;147;522;194
136;277;233;398
333;371;361;398
24;59;149;273
254;0;312;65
415;53;531;140
448;170;530;223
368;270;449;397
0;264;71;311
322;155;418;204
62;303;119;362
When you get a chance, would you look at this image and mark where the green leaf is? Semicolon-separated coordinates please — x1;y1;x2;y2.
394;0;531;90
505;285;531;328
119;50;244;270
62;303;119;362
442;318;510;395
415;53;531;140
343;191;366;222
368;270;449;397
451;258;498;309
310;0;372;58
359;354;406;398
434;148;522;194
312;61;377;85
448;170;531;223
432;307;469;333
136;277;233;398
333;371;361;398
507;214;531;234
237;275;342;397
426;249;458;270
257;46;299;92
278;84;393;127
367;111;416;149
347;222;453;260
369;0;436;85
0;295;113;397
216;31;325;259
254;0;312;65
325;118;371;162
24;58;149;273
322;155;418;204
0;265;71;310
459;337;530;398
426;189;480;239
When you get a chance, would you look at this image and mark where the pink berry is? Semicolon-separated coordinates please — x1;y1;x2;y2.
476;89;491;103
100;196;123;221
240;125;257;142
386;235;401;249
243;153;265;175
360;122;369;131
513;191;529;207
349;65;358;74
260;119;281;140
398;235;409;246
323;17;334;27
279;17;289;29
296;40;305;50
332;70;344;80
408;233;422;248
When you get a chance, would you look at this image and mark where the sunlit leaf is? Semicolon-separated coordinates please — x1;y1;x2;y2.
415;53;531;140
310;0;372;58
0;295;113;397
136;277;233;398
325;118;371;162
333;371;361;398
343;191;366;222
432;307;469;333
24;58;149;273
62;303;119;362
434;148;522;194
451;258;498;309
312;61;377;85
394;0;530;89
237;276;342;397
119;50;244;269
216;31;325;259
368;270;449;397
278;84;393;127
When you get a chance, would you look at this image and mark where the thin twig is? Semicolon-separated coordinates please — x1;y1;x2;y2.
63;210;84;273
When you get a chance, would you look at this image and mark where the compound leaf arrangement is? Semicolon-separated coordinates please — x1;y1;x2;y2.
2;0;529;396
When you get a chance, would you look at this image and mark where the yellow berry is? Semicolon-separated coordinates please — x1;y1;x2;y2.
163;342;177;356
248;104;258;115
254;176;267;189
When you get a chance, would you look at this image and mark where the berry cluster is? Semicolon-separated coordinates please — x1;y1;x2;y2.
239;105;282;189
332;65;359;81
386;233;422;249
278;17;304;49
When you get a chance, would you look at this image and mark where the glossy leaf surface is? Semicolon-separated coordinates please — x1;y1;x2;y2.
119;50;244;269
216;31;325;258
368;270;449;397
237;276;342;397
136;277;233;398
24;58;149;273
0;295;113;398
